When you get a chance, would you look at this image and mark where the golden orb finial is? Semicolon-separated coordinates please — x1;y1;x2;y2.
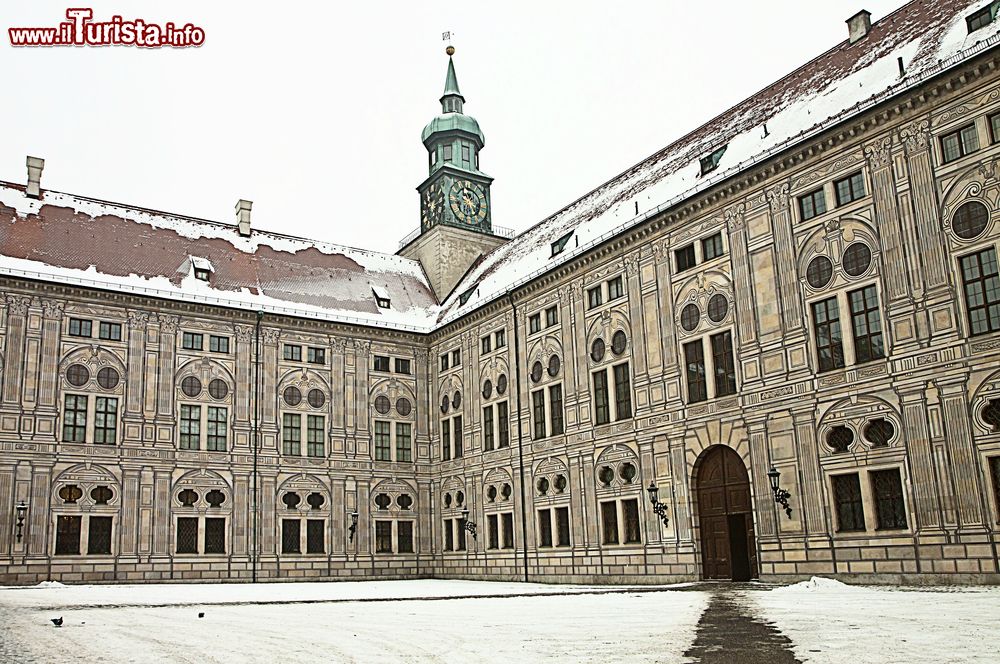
446;45;455;56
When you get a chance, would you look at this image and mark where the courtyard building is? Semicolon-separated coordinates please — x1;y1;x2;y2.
1;0;1000;584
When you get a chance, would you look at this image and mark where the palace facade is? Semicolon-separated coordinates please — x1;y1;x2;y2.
2;0;1000;585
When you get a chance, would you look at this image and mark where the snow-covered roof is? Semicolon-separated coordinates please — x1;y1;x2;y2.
0;186;439;332
437;0;1000;324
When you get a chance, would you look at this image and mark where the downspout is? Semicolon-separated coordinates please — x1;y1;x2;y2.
508;295;529;583
252;310;263;583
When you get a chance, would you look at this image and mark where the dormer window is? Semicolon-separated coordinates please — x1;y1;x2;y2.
189;256;213;282
699;145;728;176
194;268;210;282
551;232;573;257
459;284;478;306
372;286;391;309
967;3;999;33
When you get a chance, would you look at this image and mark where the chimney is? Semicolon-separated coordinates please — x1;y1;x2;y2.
847;10;872;44
26;156;44;199
235;199;252;237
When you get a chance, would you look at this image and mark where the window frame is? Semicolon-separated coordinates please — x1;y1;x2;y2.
374;355;391;372
98;321;122;341
701;233;724;261
68;318;92;338
959;246;1000;336
307;347;326;365
941;123;980;164
834;171;866;207
208;335;229;354
683;340;708;404
674;244;696;273
798;187;827;221
607;275;624;300
182;332;204;351
283;344;302;362
811;296;846;372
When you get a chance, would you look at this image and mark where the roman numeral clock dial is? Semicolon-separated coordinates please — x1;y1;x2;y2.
449;179;488;226
421;183;444;230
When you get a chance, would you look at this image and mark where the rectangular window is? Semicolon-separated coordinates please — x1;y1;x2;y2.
675;244;696;272
495;329;506;348
397;521;414;553
834;171;866;206
798;187;827;221
587;286;603;309
443;519;454;551
442;418;451;461
374;355;390;372
832;473;866;532
209;335;229;354
941;123;980;163
181;332;203;351
375;520;393;553
613;363;632;420
395;358;411;374
176;517;198;554
538;509;553;547
307;415;325;458
204;517;226;554
374;420;391;461
812;297;845;372
549;384;564;435
848;285;885;364
481;336;491;354
968;4;996;32
452;349;461;366
989;457;1000;522
461;144;471;164
545;306;558;327
593;370;610;425
440;353;449;371
180;404;201;450
622;499;641;544
62;394;87;443
282;519;302;554
443;144;453;162
207;407;227;452
710;331;737;397
453;415;463;458
960;247;1000;336
529;313;541;334
501;512;514;549
607;275;624;300
497;401;510;448
307;519;325;554
872;468;908;530
684;341;708;403
532;389;546;439
94;397;117;445
487;514;499;550
55;515;82;555
601;501;619;545
456;518;467;551
307;347;326;365
87;516;113;555
396;422;412;462
556;507;570;546
283;344;301;361
282;413;301;455
483;405;495;451
701;233;724;261
98;321;122;341
68;318;92;338
991;113;1000;144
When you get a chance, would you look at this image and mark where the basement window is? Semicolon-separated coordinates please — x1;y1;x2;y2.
967;2;1000;33
372;285;391;309
551;231;573;257
699;145;728;176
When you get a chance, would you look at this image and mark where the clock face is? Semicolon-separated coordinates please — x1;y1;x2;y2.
449;179;488;225
421;183;444;230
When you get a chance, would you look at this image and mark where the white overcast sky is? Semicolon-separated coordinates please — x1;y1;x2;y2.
4;0;903;254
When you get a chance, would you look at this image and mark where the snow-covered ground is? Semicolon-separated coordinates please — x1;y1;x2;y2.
0;578;998;663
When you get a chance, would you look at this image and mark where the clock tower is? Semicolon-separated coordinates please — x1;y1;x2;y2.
399;47;509;300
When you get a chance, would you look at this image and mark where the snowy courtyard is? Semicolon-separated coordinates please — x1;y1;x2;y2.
0;578;998;663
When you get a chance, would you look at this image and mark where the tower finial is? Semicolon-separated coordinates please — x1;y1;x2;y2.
446;45;455;56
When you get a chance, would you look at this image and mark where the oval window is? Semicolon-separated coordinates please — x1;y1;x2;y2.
843;243;872;277
707;294;729;323
806;256;834;289
681;303;700;332
952;200;989;239
97;367;120;390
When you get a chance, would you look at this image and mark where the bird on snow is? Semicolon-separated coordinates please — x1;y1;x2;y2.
50;617;63;627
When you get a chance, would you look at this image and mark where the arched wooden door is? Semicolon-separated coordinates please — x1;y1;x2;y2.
695;446;758;581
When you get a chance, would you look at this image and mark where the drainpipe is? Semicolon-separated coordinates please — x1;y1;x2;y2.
508;295;529;583
252;310;263;582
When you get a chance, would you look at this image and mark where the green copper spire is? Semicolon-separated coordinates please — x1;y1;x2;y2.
440;52;465;114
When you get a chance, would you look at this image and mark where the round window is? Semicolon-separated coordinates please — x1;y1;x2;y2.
598;465;615;486
181;376;202;398
443;492;452;507
397;494;413;510
282;492;301;509
953;200;990;239
396;397;412;417
441;395;450;414
843;243;872;277
500;483;512;500
452;391;462;409
530;361;543;384
536;477;550;495
283;386;302;407
374;493;391;510
612;330;628;356
456;491;465;507
548;355;561;377
59;485;83;504
66;364;90;387
482;379;493;400
681;303;700;332
97;367;120;390
553;474;567;493
90;485;113;505
177;489;199;507
374;395;391;414
307;492;325;510
983;399;1000;432
707;294;729;323
497;374;508;395
205;489;226;508
486;485;498;502
208;379;228;400
864;418;895;448
590;338;606;363
308;389;326;409
827;426;855;453
806;256;834;289
619;462;637;484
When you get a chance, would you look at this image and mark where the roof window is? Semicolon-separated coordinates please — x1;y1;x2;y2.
967;2;999;33
189;256;213;282
459;284;478;306
372;285;391;309
699;145;728;176
551;231;573;257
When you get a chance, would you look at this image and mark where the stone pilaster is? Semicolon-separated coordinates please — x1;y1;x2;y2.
898;387;943;531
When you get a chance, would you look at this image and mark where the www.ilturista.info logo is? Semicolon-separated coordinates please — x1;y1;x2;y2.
8;8;205;48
